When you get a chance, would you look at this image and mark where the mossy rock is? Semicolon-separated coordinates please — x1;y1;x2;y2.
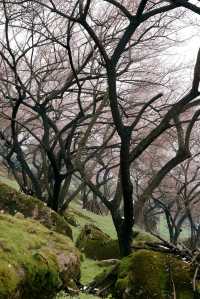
68;207;95;222
0;183;72;239
132;229;158;247
76;225;157;261
113;249;199;299
76;224;120;260
0;213;80;299
63;212;79;227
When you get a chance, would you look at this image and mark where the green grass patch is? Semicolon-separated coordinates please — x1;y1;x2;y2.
55;291;101;299
68;202;116;240
0;175;19;190
54;257;105;299
80;257;108;285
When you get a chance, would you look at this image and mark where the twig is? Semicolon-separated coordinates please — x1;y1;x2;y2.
193;266;199;292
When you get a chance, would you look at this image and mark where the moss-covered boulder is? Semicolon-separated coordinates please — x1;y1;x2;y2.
0;183;72;239
63;212;79;227
132;229;158;248
88;249;200;298
76;225;158;261
0;213;80;299
76;224;120;260
113;249;199;299
68;207;95;223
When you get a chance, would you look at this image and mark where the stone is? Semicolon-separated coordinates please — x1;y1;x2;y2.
76;224;120;260
114;249;200;299
0;182;72;239
0;213;80;299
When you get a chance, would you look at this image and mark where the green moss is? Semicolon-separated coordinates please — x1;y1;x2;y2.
0;182;72;239
0;169;19;190
63;212;79;227
68;202;117;239
76;226;157;261
50;211;73;238
113;249;197;299
76;224;120;260
0;214;80;298
80;256;114;285
0;183;43;213
68;208;95;223
0;260;21;296
132;229;158;247
55;291;101;299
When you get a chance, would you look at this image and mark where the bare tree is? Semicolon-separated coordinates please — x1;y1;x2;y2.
1;0;200;256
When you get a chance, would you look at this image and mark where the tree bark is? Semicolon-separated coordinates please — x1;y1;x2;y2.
118;129;134;256
48;176;62;212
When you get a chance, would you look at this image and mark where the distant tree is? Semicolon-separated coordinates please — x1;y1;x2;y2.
146;138;200;247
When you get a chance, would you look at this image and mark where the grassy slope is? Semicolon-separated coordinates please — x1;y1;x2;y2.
0;169;190;299
68;201;117;284
0;167;19;190
0;166;190;240
0;170;111;299
62;201;116;298
68;202;117;240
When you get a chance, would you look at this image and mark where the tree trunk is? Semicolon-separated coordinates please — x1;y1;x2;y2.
82;183;88;209
118;129;134;256
58;175;72;209
111;209;133;257
60;183;85;213
48;176;62;212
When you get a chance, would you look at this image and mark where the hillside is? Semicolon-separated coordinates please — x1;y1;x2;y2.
0;169;196;299
0;170;114;299
0;165;19;190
